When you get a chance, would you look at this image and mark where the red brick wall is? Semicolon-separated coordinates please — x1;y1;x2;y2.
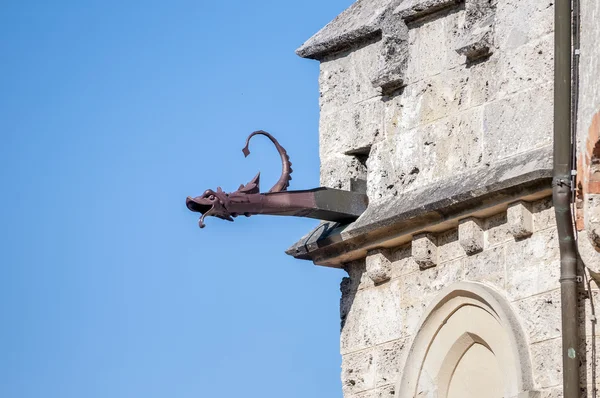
576;111;600;230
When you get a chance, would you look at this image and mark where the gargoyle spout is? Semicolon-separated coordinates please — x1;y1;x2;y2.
186;131;368;229
186;187;233;228
186;130;292;229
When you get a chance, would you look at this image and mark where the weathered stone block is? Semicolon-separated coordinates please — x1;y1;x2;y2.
582;336;600;389
462;55;500;107
372;13;409;92
536;257;560;296
341;279;403;354
390;245;420;278
366;249;393;284
530;338;563;388
579;290;600;338
418;107;484;184
382;79;428;132
382;68;474;133
319;40;383;114
577;0;600;163
459;217;485;254
350;40;383;102
494;0;553;50
354;384;396;398
403;5;465;83
497;33;553;98
395;0;461;22
585;194;600;250
400;300;429;338
538;387;562;398
506;228;560;299
463;246;505;290
514;289;561;343
400;259;463;335
516;392;542;398
388;69;468;128
320;154;367;191
412;233;439;268
578;231;600;274
367;136;421;200
482;85;553;163
485;212;513;247
437;228;464;264
374;338;410;387
320;98;383;158
507;201;534;239
319;53;353;112
341;348;376;395
456;14;494;61
344;259;373;293
532;196;555;231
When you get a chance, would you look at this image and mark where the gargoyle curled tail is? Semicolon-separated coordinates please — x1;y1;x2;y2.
242;130;293;193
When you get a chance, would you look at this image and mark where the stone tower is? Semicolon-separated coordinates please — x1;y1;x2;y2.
288;0;600;397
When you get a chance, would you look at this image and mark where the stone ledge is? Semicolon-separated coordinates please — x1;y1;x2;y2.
296;0;396;60
286;146;553;266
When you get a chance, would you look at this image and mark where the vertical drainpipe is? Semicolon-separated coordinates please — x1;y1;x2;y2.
554;0;579;396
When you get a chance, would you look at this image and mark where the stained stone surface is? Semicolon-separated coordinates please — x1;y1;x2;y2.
411;233;438;269
365;249;393;284
458;217;484;254
507;201;534;239
291;0;600;397
296;0;400;60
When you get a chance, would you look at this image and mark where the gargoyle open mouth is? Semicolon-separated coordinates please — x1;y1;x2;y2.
186;196;212;214
185;196;215;228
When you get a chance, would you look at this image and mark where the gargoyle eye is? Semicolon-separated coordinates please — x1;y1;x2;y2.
209;195;215;200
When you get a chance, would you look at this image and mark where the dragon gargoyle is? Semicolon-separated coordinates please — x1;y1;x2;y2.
186;130;368;229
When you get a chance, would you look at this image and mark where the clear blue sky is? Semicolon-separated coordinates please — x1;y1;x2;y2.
0;1;355;397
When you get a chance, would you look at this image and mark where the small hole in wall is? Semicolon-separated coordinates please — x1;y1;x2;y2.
344;146;371;163
381;83;405;99
345;146;371;194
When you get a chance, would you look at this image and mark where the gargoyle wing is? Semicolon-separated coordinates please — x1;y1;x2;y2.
235;172;260;195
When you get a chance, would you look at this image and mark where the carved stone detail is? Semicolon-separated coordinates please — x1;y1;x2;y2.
366;249;393;284
459;217;484;255
412;233;439;269
371;0;496;91
507;201;534;239
371;12;409;93
456;0;496;61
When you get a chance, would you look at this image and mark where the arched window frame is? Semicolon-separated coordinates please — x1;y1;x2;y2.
396;282;537;398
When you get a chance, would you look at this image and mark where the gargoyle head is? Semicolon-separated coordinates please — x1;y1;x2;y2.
186;187;232;228
186;130;291;229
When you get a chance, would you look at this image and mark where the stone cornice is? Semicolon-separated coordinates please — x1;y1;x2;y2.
296;0;397;60
286;146;553;267
297;0;496;92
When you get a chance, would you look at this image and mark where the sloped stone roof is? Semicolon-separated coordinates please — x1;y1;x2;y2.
286;146;554;266
296;0;401;60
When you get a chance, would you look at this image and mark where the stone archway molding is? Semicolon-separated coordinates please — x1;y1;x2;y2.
396;282;537;398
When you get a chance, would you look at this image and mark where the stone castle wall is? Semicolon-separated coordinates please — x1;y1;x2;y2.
340;197;568;398
292;0;600;396
317;0;553;202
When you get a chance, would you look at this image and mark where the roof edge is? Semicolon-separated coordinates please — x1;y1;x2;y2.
295;0;399;60
286;146;554;267
296;27;381;60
